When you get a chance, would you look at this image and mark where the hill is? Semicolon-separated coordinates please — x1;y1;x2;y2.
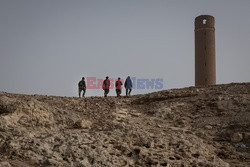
0;83;249;167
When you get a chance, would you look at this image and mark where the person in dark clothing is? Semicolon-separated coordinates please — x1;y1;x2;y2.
102;76;110;97
115;77;123;97
125;76;132;96
78;77;86;97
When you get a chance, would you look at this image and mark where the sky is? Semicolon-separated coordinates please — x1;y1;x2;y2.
0;0;249;97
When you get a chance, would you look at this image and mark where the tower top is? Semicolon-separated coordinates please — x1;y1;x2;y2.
195;15;214;30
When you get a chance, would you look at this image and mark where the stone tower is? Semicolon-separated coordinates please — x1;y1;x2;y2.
195;15;216;86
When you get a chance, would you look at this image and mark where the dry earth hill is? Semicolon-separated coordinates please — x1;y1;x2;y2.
0;83;249;167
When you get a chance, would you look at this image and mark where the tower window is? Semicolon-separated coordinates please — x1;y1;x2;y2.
203;19;207;24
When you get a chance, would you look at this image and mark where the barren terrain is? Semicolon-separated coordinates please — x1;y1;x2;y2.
0;83;249;167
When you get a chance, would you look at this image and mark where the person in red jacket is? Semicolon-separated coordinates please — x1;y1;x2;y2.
115;77;123;97
102;76;110;97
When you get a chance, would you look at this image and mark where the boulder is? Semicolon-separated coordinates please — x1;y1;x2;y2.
231;132;243;143
74;120;92;129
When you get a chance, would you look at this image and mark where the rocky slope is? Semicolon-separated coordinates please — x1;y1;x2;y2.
0;83;249;167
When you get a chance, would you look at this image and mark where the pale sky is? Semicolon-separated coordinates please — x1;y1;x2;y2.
0;0;249;97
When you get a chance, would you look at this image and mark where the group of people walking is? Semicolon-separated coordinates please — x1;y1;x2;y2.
78;76;133;97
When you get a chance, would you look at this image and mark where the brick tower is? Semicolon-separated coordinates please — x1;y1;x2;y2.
195;15;216;86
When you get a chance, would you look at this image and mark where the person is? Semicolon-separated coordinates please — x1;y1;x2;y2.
102;76;110;97
115;77;123;97
125;76;132;96
78;77;86;97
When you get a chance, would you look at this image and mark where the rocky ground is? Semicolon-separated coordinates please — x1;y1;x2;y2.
0;83;249;167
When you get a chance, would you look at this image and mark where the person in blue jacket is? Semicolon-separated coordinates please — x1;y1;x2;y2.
125;76;132;96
